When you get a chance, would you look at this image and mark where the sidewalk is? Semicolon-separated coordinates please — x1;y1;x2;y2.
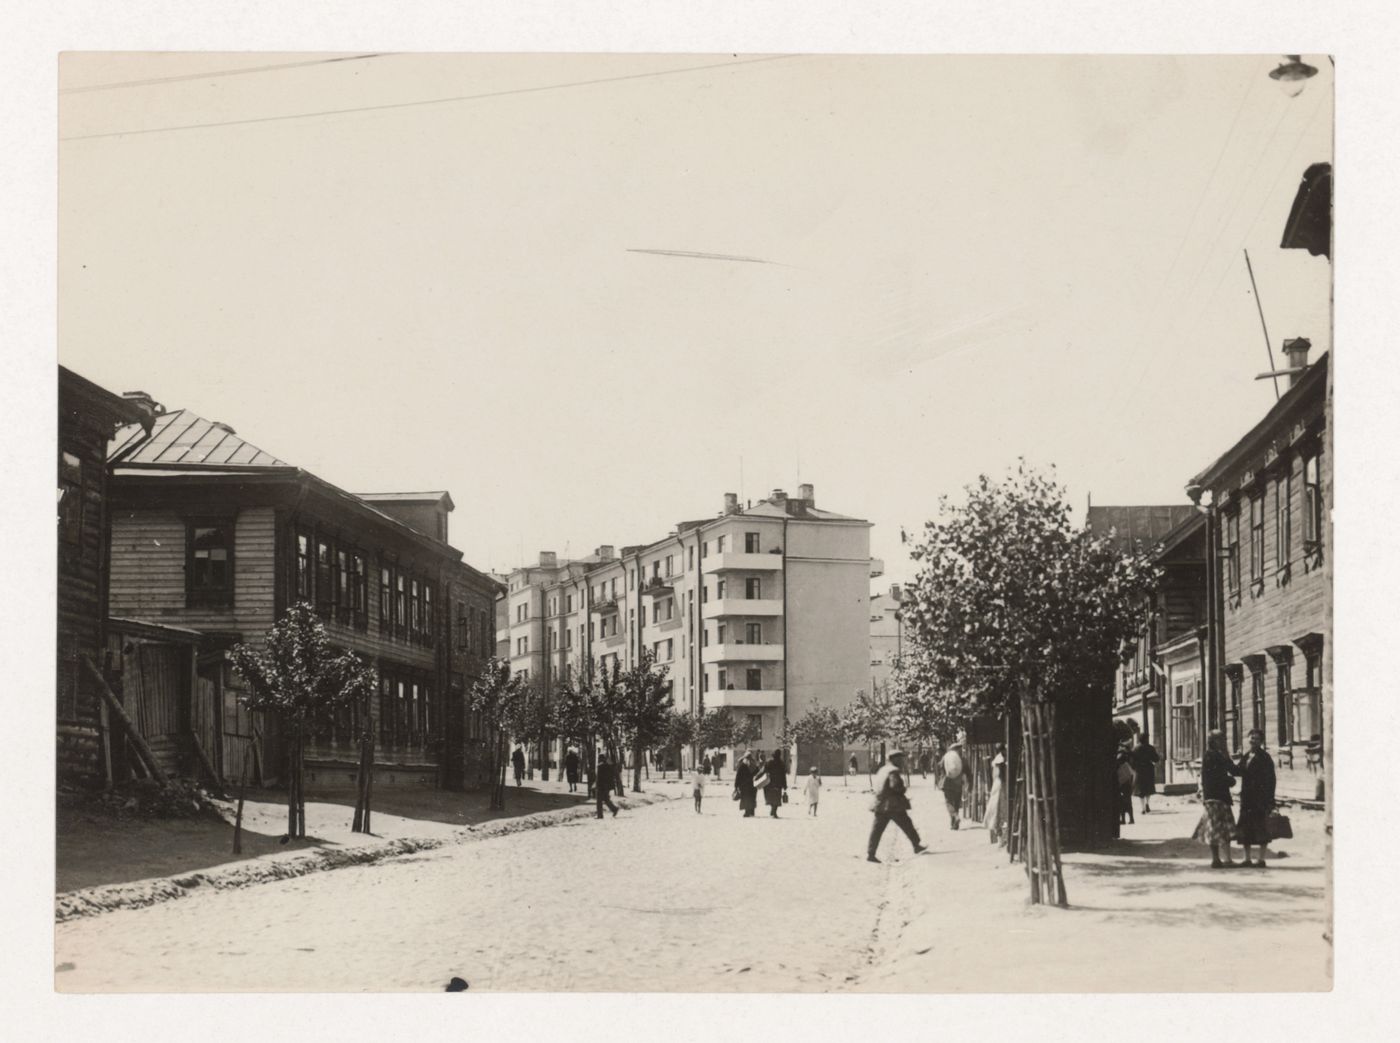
56;777;680;919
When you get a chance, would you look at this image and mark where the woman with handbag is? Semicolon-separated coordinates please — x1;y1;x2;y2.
757;750;788;818
1235;728;1278;868
1194;729;1240;869
733;752;758;817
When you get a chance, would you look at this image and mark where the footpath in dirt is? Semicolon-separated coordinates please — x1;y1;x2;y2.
54;780;1329;992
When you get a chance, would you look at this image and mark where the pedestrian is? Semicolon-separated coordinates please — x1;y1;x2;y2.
867;750;928;863
1193;729;1239;869
849;753;859;777
701;753;712;776
940;736;968;830
594;751;620;818
691;764;706;813
918;750;931;779
1235;728;1278;868
1130;731;1160;814
564;747;580;793
757;750;788;818
713;752;724;782
1115;741;1136;825
511;746;526;787
733;752;759;817
804;766;822;816
983;742;1007;843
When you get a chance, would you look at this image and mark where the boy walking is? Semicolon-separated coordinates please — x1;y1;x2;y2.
691;766;706;813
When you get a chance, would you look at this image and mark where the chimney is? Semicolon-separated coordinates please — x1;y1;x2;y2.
539;551;557;568
596;545;615;561
1282;337;1312;387
723;492;739;515
798;482;814;505
770;488;788;505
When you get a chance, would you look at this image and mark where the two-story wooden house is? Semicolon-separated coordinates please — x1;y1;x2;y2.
1187;346;1329;801
106;409;501;793
57;367;157;785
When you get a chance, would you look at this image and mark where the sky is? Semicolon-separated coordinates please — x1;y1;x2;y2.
57;53;1334;582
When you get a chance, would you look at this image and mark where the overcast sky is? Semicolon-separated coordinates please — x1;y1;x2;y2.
58;53;1333;581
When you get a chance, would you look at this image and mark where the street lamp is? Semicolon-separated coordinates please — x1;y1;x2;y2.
1269;55;1319;97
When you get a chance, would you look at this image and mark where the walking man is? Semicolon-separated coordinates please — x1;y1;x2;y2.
595;751;620;818
512;746;526;788
564;747;581;793
867;750;927;863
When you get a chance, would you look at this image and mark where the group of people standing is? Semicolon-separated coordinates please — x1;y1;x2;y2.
730;750;790;817
1195;728;1279;869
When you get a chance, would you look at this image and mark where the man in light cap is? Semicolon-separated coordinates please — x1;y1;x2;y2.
867;749;927;863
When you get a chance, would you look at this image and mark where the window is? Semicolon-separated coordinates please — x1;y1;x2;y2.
58;451;83;545
629;569;636;590
716;579;727;599
187;521;234;605
703;671;709;693
1227;669;1244;753
565;627;573;649
1170;680;1199;763
424;584;434;642
665;638;673;661
1225;510;1241;596
747;713;763;739
1302;452;1323;562
718;668;728;690
457;602;468;649
746;668;762;690
336;549;349;620
1275;470;1292;576
315;538;332;614
410;578;422;634
394;573;407;632
717;535;727;553
745;577;761;599
717;624;726;645
688;546;695;569
663;598;674;621
1275;656;1293;746
1250;668;1267;736
566;593;574;613
297;534;312;600
1249;494;1264;590
745;532;760;553
746;622;762;644
665;554;674;576
380;567;391;627
352;553;367;624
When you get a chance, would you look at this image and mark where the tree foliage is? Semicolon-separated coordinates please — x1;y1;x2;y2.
613;651;674;792
467;657;530;809
900;461;1160;713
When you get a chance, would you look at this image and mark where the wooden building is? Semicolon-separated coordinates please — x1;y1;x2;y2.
1187;347;1329;802
106;409;501;792
1092;506;1209;792
57;367;157;785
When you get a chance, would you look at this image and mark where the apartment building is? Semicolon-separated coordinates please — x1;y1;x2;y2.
501;484;874;770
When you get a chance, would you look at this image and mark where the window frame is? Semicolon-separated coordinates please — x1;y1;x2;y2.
186;516;236;607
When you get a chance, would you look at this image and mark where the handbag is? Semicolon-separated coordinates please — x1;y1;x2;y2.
1267;811;1293;840
782;791;789;804
731;789;740;801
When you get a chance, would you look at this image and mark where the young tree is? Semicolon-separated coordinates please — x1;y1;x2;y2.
889;651;978;755
230;602;377;838
505;678;555;782
901;461;1158;906
467;657;530;810
663;709;700;778
614;651;674;793
553;674;599;790
790;700;848;784
841;688;894;782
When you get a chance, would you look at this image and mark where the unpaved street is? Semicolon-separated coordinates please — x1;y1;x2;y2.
54;781;1329;992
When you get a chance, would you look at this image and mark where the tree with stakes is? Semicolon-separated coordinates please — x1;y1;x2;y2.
613;650;674;793
789;700;848;784
663;708;700;778
467;657;530;810
900;461;1158;906
230;602;377;839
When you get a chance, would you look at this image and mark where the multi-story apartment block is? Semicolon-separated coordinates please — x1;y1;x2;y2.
867;581;908;700
501;484;874;771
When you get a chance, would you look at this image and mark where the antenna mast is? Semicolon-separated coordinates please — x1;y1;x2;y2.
1243;249;1282;402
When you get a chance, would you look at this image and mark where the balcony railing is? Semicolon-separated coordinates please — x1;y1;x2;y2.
703;597;783;619
701;641;784;664
593;597;619;615
703;551;784;574
643;577;675;596
706;688;783;708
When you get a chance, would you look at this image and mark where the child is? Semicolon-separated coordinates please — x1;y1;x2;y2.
804;766;822;816
691;766;705;813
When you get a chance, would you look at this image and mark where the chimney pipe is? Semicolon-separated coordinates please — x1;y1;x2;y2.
723;492;739;515
798;482;814;505
539;551;557;568
770;488;788;504
1282;337;1312;387
596;545;615;561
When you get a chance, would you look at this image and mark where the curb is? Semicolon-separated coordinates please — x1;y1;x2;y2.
56;791;676;924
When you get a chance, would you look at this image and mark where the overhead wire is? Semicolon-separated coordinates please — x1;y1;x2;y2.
59;54;803;142
60;53;392;94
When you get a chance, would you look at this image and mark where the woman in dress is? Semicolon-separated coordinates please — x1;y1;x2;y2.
758;750;788;818
1130;731;1161;815
982;742;1007;843
1195;729;1240;869
733;752;758;817
1115;742;1136;825
1235;728;1278;868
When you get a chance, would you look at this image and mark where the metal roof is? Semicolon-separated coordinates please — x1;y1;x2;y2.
110;409;288;467
1086;505;1198;553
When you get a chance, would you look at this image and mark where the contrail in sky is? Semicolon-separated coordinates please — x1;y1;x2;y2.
626;248;793;267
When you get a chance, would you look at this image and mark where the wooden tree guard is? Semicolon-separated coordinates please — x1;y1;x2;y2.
190;732;227;799
1020;692;1069;907
82;654;167;785
233;740;251;855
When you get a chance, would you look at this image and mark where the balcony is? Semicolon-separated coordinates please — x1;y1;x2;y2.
706;688;783;709
703;597;783;620
592;597;618;615
642;577;675;596
701;641;784;665
703;551;784;574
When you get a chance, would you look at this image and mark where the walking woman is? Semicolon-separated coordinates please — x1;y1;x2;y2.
1130;731;1160;815
733;752;759;817
983;742;1007;843
757;750;788;818
1194;729;1239;869
1236;728;1278;868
